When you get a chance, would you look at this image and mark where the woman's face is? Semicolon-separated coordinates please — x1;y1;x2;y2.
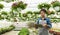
40;11;45;17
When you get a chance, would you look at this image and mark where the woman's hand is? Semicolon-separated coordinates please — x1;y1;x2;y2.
42;24;48;29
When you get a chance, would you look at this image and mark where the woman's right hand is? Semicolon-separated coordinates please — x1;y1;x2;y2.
42;24;47;28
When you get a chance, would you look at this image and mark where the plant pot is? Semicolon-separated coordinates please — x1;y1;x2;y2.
56;32;60;35
49;30;54;34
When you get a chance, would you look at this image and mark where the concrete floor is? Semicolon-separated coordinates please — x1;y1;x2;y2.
2;31;19;35
1;30;53;35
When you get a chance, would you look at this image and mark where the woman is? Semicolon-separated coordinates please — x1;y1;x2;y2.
36;9;52;35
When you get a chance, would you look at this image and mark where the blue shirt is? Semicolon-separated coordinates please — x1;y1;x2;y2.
36;18;52;28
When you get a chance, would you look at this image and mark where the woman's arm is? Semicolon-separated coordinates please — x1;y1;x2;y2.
47;18;52;28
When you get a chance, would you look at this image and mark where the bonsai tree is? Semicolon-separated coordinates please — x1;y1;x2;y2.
21;13;28;21
11;1;27;12
47;10;55;15
51;1;60;15
26;11;33;21
0;11;8;20
26;11;33;14
38;3;51;10
11;1;27;14
0;14;4;20
0;4;4;20
33;11;40;15
9;1;27;21
38;3;53;17
0;4;4;10
32;11;40;21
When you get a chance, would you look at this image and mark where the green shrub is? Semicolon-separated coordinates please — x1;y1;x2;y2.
18;28;29;35
1;28;6;34
0;25;15;34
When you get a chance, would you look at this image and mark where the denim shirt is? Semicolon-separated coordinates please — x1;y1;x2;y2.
36;18;52;28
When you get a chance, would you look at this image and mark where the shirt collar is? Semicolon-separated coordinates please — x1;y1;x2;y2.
40;17;46;20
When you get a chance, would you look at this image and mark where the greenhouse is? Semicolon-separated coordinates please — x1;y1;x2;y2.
0;0;60;35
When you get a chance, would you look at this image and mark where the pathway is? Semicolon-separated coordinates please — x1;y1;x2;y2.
2;31;19;35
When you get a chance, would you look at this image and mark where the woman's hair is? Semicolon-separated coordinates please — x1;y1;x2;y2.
40;9;47;13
